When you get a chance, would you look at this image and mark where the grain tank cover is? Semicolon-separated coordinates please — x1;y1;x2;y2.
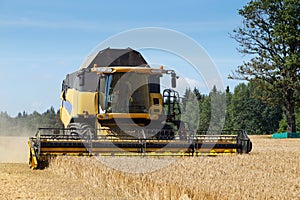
79;48;148;69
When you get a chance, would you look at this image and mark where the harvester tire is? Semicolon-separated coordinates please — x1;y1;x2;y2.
238;140;252;154
67;123;96;139
155;124;175;140
246;141;252;153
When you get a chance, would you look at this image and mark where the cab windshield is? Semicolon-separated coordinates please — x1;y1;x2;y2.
105;72;150;113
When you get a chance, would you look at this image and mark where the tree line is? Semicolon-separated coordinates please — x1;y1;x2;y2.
0;107;62;136
181;82;298;134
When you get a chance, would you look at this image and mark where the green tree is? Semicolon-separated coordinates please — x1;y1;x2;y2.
230;0;300;132
209;86;226;130
182;88;192;112
230;83;256;132
198;95;211;130
0;107;62;136
224;86;234;130
230;83;282;134
197;86;226;131
181;88;201;129
278;106;300;132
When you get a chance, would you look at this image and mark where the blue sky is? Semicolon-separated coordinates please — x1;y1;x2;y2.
0;0;249;116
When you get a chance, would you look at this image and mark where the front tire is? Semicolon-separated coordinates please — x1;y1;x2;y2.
67;123;96;139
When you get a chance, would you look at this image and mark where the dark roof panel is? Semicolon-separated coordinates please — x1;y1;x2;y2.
80;48;148;69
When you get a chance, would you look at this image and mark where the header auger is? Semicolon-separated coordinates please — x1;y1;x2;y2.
28;48;252;169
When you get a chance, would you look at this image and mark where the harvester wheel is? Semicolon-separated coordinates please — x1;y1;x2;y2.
67;123;95;139
246;140;252;153
155;124;175;140
28;151;33;169
237;140;253;154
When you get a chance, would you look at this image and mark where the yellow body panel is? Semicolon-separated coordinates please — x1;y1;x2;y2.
28;140;38;169
77;91;98;115
60;88;98;127
149;93;163;115
60;105;71;128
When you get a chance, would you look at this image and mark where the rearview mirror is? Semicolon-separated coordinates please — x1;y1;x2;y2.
171;72;176;88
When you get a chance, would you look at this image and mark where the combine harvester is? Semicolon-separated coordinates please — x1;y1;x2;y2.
28;48;252;169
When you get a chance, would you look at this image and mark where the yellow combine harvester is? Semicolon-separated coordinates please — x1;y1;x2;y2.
28;48;252;169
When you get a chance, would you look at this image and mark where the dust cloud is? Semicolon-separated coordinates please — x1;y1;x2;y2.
0;136;28;163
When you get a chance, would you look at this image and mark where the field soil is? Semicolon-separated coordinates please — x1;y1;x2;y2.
0;135;299;200
0;136;28;163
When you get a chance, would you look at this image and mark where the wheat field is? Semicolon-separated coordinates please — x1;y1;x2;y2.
0;135;299;199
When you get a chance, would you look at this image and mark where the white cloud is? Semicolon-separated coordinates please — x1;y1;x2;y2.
160;75;208;96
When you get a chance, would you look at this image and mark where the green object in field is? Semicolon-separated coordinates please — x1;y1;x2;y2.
272;132;300;139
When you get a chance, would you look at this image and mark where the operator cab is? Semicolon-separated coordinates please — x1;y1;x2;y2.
99;72;150;114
